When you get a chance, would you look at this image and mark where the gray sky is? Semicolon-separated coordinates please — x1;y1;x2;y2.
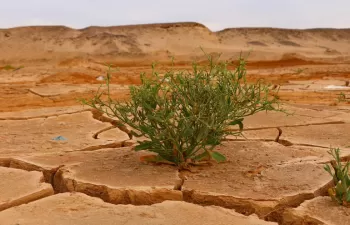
1;0;349;31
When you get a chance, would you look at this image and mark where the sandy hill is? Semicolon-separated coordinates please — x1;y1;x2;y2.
0;22;349;65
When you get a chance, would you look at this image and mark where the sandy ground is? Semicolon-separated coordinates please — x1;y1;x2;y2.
0;22;350;224
0;22;350;111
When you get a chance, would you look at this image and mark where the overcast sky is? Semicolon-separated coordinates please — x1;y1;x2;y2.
0;0;349;31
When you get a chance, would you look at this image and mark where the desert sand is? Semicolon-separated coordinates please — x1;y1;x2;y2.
0;22;349;224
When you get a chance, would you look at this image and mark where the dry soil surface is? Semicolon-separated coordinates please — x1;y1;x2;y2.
0;22;350;225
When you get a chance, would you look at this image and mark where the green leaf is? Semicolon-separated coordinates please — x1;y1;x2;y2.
210;151;226;163
148;114;164;123
335;181;345;195
193;151;210;162
346;190;350;202
130;130;143;138
324;164;333;176
196;127;209;143
139;125;153;134
134;141;153;151
345;175;350;186
206;136;221;146
229;118;244;130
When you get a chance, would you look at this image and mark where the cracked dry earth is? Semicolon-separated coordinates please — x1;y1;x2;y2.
2;23;350;225
1;71;350;224
1;105;350;225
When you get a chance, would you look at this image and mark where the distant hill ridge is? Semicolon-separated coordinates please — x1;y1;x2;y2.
0;22;349;63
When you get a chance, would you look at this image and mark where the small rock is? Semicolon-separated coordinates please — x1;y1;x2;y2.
51;136;67;141
96;76;105;81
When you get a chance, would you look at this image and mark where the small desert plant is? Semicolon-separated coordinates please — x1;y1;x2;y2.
0;65;24;71
81;54;281;169
294;68;306;74
1;65;15;70
337;92;346;103
324;148;350;206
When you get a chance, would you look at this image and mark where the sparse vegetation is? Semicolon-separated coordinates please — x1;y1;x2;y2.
294;68;307;74
0;64;24;71
337;92;346;103
337;92;349;104
324;148;350;206
82;53;281;169
1;65;15;70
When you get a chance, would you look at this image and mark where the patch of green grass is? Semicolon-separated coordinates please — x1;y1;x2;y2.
82;52;283;169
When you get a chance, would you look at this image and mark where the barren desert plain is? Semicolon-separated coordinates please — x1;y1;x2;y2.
0;22;350;224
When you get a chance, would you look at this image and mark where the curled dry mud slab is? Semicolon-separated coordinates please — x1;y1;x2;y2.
282;197;350;225
0;167;53;211
0;193;276;225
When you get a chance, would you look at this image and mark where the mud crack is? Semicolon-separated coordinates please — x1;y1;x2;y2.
28;88;59;98
0;108;90;120
174;171;187;191
228;121;345;132
64;142;128;153
91;109;132;139
92;125;116;139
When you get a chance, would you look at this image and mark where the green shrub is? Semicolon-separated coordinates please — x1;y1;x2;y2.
81;55;281;169
324;148;350;206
